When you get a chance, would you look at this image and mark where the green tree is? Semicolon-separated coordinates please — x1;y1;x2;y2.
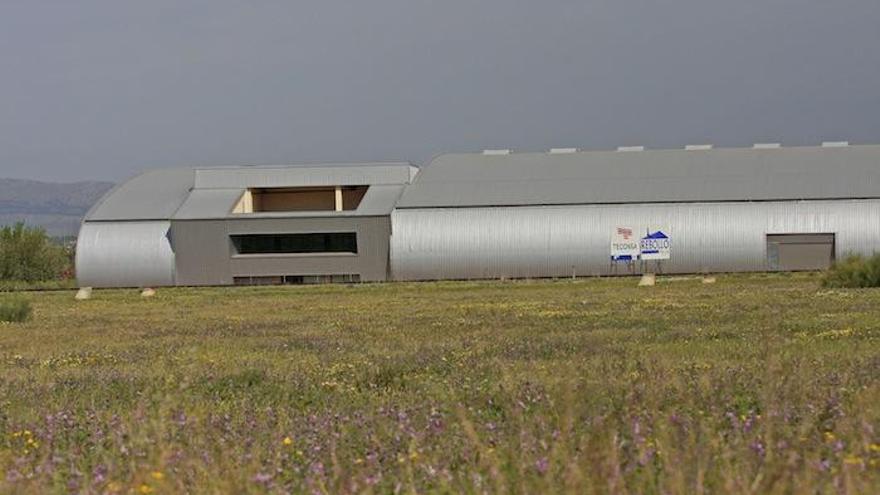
0;222;69;281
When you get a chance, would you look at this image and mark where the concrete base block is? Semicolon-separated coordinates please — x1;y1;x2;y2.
638;273;656;286
702;276;717;284
75;287;92;300
141;288;156;298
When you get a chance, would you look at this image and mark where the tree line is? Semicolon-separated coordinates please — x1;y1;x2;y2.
0;222;71;282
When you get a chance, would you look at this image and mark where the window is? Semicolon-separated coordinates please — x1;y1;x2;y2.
231;233;358;255
232;186;368;213
233;274;361;285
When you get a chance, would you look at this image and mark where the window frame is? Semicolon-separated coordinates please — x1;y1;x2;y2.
229;232;359;256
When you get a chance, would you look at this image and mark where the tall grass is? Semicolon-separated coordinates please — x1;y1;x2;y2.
0;275;877;493
822;253;880;288
0;296;31;322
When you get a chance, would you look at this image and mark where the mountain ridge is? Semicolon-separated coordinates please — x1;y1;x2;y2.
0;178;115;237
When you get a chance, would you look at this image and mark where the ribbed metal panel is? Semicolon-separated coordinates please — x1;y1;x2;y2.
390;199;880;280
76;221;175;287
396;145;880;208
85;168;195;221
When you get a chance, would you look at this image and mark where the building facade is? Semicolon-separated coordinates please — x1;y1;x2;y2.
76;163;417;287
76;144;880;287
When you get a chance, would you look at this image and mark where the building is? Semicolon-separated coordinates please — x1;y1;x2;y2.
77;143;880;287
76;163;418;287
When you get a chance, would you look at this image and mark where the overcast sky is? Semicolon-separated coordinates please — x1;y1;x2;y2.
2;1;879;182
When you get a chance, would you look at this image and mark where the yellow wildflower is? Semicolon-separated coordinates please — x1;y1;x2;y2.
282;436;293;446
139;484;154;494
843;455;862;465
150;471;164;480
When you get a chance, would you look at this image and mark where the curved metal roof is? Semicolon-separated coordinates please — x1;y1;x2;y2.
84;162;417;222
84;168;195;221
396;145;880;208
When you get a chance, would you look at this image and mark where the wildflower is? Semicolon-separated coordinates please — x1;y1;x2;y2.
253;472;272;484
92;465;108;485
150;471;164;481
282;436;293;446
824;432;836;442
750;440;766;458
535;457;549;475
106;481;122;492
354;458;364;464
869;443;880;452
843;455;863;465
139;484;154;494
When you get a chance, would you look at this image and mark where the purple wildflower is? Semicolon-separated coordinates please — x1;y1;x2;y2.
253;472;273;484
535;457;549;475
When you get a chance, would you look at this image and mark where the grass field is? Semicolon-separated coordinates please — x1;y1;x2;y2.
1;273;878;494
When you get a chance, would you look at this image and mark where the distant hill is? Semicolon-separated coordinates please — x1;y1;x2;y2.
0;178;115;237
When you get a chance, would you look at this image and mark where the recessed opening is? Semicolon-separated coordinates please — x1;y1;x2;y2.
233;274;361;285
766;234;835;271
231;233;358;255
232;186;368;213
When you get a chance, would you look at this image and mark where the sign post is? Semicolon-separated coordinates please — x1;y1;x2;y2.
639;230;671;273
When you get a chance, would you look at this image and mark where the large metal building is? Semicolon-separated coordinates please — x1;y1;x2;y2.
391;143;880;280
77;144;880;287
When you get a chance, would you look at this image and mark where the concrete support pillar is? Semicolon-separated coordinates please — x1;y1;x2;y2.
334;186;343;211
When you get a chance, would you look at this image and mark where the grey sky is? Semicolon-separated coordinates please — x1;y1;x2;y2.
2;0;879;182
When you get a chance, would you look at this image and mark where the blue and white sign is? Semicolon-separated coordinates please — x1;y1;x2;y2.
639;230;671;261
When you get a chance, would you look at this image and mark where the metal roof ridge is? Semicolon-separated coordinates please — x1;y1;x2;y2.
194;161;415;172
434;143;878;159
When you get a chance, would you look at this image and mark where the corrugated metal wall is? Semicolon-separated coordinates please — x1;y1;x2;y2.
76;221;176;287
390;199;880;280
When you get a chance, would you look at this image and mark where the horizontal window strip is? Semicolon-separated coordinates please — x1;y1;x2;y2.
231;233;357;254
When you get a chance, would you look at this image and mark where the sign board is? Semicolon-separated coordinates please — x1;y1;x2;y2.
640;231;671;260
610;227;640;261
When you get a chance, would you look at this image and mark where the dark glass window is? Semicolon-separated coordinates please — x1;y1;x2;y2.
231;233;357;254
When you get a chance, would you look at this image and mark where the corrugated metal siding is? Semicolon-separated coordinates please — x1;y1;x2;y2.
76;221;176;287
390;200;880;280
397;146;880;208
